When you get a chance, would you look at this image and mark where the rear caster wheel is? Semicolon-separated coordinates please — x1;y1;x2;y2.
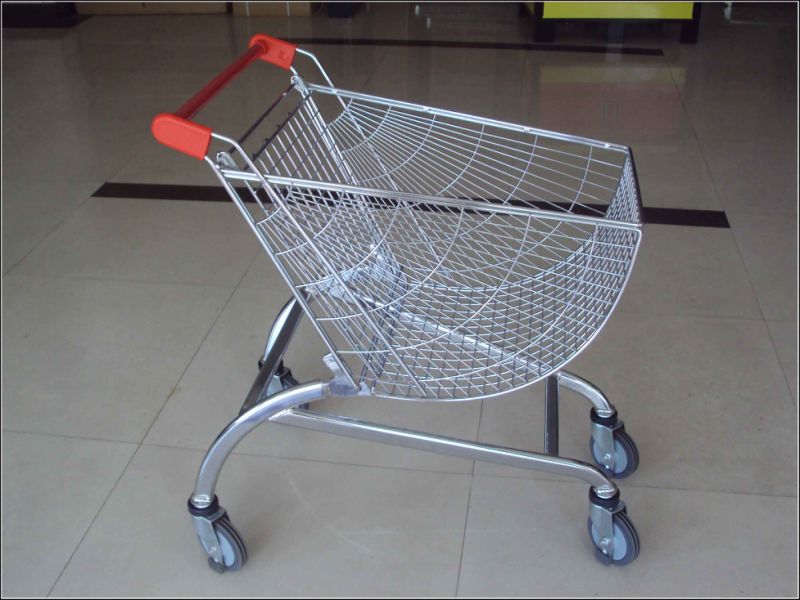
590;427;639;478
201;515;248;573
587;510;640;565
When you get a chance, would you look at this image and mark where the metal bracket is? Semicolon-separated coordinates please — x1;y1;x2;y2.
323;353;369;397
191;507;227;570
216;151;238;169
591;420;622;471
290;75;309;96
589;499;626;560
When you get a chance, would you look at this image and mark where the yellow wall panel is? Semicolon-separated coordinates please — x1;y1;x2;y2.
543;2;694;20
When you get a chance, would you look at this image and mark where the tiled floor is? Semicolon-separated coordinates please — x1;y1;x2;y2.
2;3;797;597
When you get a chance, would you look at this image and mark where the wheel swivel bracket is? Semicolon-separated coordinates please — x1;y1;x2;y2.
188;497;228;572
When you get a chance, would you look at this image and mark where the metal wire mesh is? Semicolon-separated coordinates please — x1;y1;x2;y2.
225;85;642;401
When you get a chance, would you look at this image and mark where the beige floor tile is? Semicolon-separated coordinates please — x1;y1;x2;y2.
1;178;99;274
12;198;261;287
728;212;798;322
0;432;137;597
766;320;798;407
475;312;798;496
2;111;141;184
1;274;231;441
618;224;762;318
458;476;798;597
51;444;470;597
364;46;530;123
144;285;480;473
684;89;796;145
701;139;797;216
631;139;722;211
519;60;694;145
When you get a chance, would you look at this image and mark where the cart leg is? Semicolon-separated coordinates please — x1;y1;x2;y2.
260;297;301;367
258;297;307;407
544;374;559;456
557;371;639;479
188;382;330;572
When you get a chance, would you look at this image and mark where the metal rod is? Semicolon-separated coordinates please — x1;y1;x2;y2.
544;374;559;456
218;170;642;231
262;296;304;365
270;407;617;494
238;297;306;415
191;382;330;508
305;83;631;153
557;371;616;418
234;82;296;149
205;154;360;392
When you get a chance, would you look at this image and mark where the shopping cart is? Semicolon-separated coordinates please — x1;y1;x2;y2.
152;34;644;573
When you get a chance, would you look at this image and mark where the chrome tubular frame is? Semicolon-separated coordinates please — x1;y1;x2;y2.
192;381;332;509
187;296;625;566
557;371;620;472
187;357;623;567
261;296;303;367
270;407;617;494
558;370;617;418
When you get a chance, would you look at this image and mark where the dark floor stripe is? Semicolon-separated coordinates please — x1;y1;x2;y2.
280;36;663;56
95;182;232;203
92;182;730;228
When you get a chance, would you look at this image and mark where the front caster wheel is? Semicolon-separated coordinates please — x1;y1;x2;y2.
590;428;639;479
587;510;640;565
201;515;248;573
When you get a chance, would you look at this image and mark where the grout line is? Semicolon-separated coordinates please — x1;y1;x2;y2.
6;421;794;503
2;269;253;291
45;443;139;597
36;427;798;501
454;468;475;597
469;471;799;500
44;249;261;595
763;319;799;411
138;439;474;477
455;398;484;596
1;428;140;447
359;45;392;90
614;307;766;322
664;52;798;411
136;250;262;447
3;186;98;276
2;90;136;277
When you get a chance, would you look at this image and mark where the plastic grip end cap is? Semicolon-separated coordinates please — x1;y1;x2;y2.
249;34;296;70
151;114;212;160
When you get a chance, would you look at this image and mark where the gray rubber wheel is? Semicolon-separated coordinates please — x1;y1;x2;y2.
587;510;640;565
590;429;639;478
203;516;247;573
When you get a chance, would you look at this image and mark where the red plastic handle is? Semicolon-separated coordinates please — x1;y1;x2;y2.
152;34;297;160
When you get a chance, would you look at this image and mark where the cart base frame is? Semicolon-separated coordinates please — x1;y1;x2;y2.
188;296;640;572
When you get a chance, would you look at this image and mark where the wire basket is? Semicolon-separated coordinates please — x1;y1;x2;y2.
227;83;642;401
